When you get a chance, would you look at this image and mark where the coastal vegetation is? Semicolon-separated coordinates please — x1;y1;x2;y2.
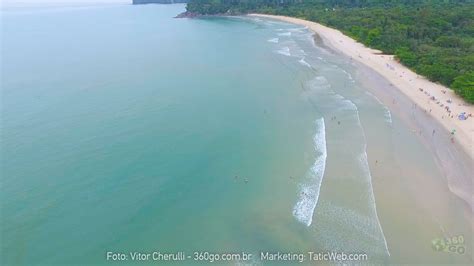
186;0;474;103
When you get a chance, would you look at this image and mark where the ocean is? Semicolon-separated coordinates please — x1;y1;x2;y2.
1;3;471;265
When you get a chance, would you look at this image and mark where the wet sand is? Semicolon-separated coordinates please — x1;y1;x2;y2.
356;60;473;263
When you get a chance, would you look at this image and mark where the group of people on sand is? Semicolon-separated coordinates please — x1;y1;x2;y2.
418;87;471;122
406;91;461;144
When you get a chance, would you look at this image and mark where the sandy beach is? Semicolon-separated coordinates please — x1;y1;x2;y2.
250;14;473;212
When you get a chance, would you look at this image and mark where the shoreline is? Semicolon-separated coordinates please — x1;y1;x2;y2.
249;14;473;158
249;14;473;212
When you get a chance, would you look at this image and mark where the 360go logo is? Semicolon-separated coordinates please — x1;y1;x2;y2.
431;235;465;255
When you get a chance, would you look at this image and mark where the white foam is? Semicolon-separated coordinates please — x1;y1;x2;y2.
267;37;279;43
299;57;311;68
384;108;393;124
314;76;328;83
358;150;391;256
276;47;291;57
326;92;359;112
287;27;307;32
302;82;390;256
307;76;331;91
341;69;354;81
310;201;390;256
293;118;327;226
277;32;291;36
263;20;289;26
365;91;393;124
315;56;329;64
352;99;391;256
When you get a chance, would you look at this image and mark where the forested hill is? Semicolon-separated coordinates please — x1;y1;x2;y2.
186;0;474;103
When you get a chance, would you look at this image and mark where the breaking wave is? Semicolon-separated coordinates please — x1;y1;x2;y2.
293;117;327;226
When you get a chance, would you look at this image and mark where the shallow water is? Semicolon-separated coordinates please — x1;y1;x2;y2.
1;3;471;265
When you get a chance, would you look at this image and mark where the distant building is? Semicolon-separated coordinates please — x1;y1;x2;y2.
133;0;188;4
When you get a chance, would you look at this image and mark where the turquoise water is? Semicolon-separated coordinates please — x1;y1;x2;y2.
1;3;471;265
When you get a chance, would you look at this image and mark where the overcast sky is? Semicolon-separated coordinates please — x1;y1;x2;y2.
2;0;131;7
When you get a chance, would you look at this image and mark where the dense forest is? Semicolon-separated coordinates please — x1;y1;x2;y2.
186;0;474;103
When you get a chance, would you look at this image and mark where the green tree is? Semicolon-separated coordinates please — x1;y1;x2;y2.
452;72;474;103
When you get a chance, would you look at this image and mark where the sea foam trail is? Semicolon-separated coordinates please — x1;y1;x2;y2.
267;37;279;43
338;96;391;256
287;27;307;33
350;98;391;256
299;57;312;68
277;32;291;36
365;91;393;124
276;47;291;57
293;117;327;226
309;78;390;256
